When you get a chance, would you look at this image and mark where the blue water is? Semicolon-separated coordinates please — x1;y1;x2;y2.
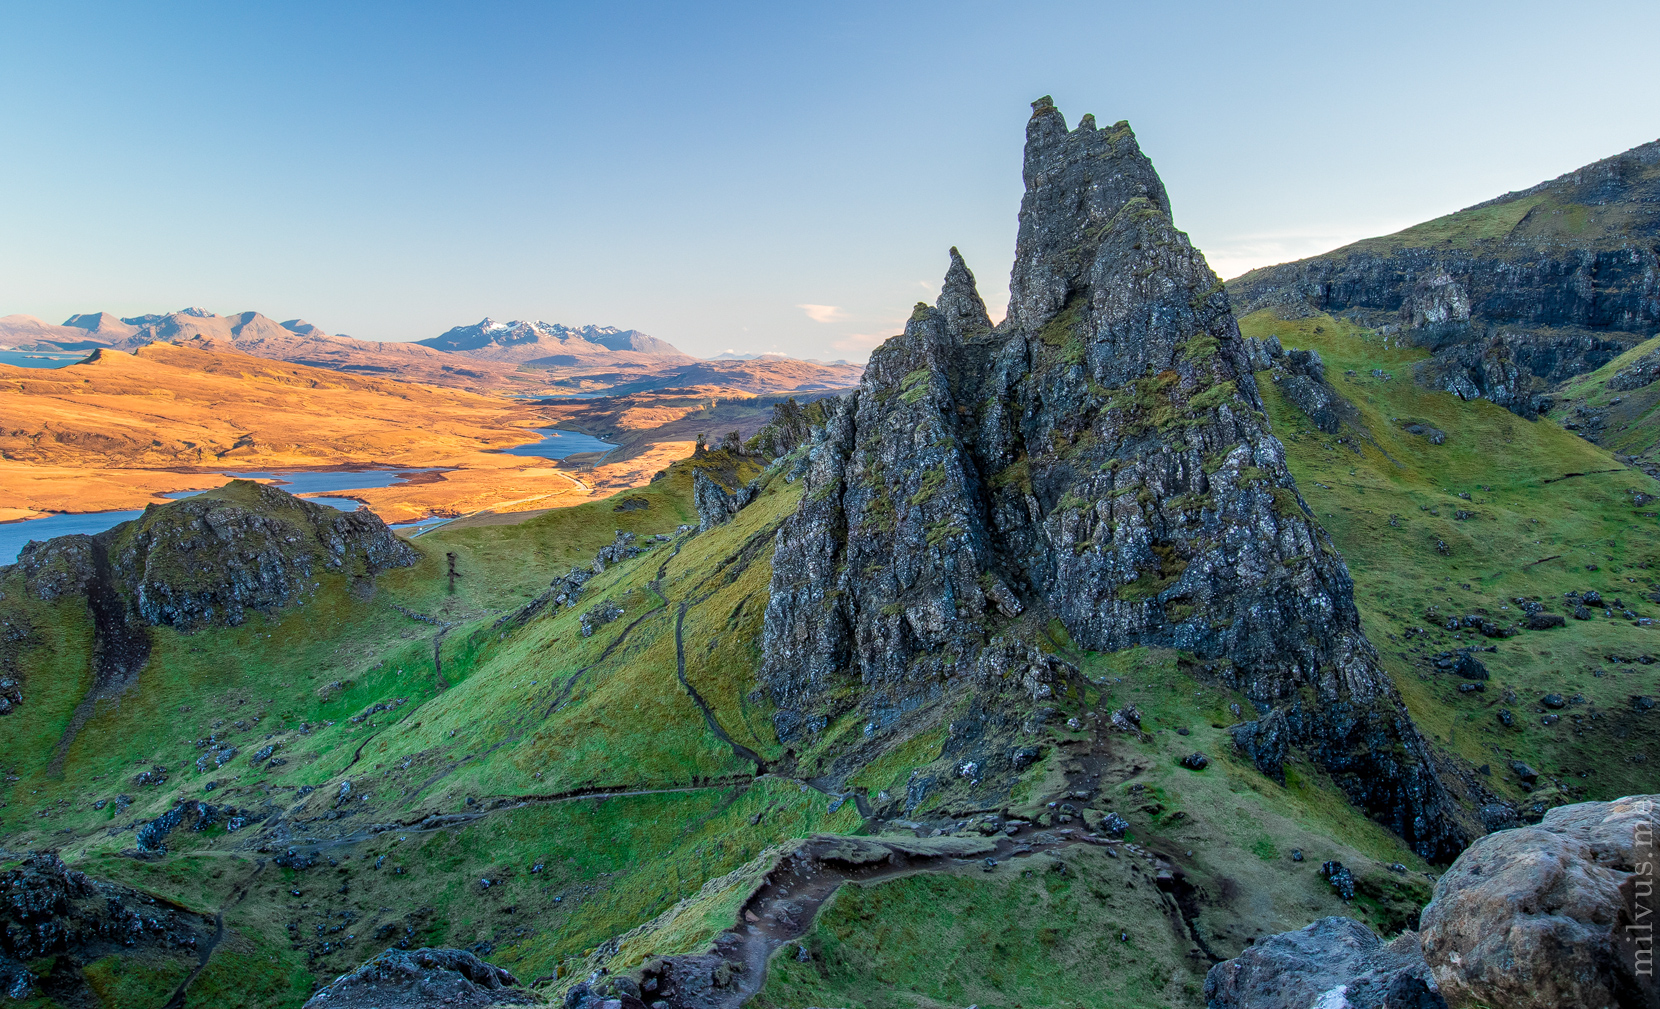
495;428;617;459
1;510;145;565
2;469;439;564
166;469;432;497
0;350;86;369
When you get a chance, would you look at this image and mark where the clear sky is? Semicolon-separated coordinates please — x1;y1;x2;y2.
2;1;1656;361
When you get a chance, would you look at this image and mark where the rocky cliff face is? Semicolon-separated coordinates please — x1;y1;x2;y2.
761;97;1466;860
1;853;216;1002
17;480;418;631
1227;139;1660;416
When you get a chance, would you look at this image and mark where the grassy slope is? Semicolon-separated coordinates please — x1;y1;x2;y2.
12;338;1654;1008
1231;147;1660;281
1237;310;1660;806
1548;334;1660;474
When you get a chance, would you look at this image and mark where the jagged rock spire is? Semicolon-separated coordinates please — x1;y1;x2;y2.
762;99;1471;861
1007;97;1172;334
936;247;992;339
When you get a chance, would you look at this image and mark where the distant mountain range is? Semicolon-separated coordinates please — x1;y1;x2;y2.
0;309;862;397
417;318;690;364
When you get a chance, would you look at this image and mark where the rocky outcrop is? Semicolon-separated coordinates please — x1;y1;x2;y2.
302;947;540;1007
110;481;417;629
1208;795;1660;1009
1228;139;1660;416
693;471;756;531
1203;916;1446;1009
760;97;1466;859
1611;345;1660;392
1;853;215;1002
1418;793;1658;1009
14;480;417;630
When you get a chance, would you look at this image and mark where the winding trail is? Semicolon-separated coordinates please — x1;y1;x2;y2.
648;831;1118;1009
160;863;264;1009
674;601;768;774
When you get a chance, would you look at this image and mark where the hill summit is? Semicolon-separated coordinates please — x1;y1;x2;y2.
1227;138;1660;416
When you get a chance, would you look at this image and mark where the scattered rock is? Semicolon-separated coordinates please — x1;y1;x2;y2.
301;947;537;1007
1098;812;1129;838
1525;612;1567;630
1320;860;1356;901
1180;752;1209;771
1452;652;1489;680
580;601;624;637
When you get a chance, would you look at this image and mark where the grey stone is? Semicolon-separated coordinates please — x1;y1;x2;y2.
1419;794;1660;1009
1204;917;1446;1009
757;97;1464;860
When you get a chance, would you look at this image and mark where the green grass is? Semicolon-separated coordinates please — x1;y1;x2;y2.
8;335;1654;1008
1548;334;1660;472
1239;310;1660;804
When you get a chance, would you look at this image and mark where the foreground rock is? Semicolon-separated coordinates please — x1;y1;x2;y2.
1419;793;1659;1009
303;947;541;1007
1203;916;1445;1009
1206;794;1660;1009
761;96;1464;858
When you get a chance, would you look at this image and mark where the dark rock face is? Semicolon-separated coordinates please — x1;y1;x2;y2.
1611;345;1660;392
1418;793;1660;1009
761;98;1465;859
1203;916;1447;1009
693;470;756;532
1;853;214;1002
14;480;417;631
1253;343;1365;435
302;946;539;1007
112;481;418;629
1228;139;1660;416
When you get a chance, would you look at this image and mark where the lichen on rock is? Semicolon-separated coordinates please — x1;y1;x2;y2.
761;96;1466;859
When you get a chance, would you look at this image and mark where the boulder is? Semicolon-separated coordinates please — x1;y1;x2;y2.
1452;653;1489;680
1203;916;1446;1009
302;947;539;1007
1418;794;1659;1009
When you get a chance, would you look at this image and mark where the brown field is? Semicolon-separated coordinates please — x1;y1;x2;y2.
0;342;579;522
0;340;852;527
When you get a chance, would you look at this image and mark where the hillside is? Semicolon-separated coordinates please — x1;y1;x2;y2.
2;99;1655;1009
1227;138;1660;417
1545;332;1660;479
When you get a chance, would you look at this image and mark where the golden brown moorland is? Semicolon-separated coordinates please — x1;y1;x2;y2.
0;341;599;522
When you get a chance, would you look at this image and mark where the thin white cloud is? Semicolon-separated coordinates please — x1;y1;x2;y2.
797;303;846;323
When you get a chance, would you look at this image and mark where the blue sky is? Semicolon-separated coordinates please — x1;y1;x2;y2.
2;1;1656;361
